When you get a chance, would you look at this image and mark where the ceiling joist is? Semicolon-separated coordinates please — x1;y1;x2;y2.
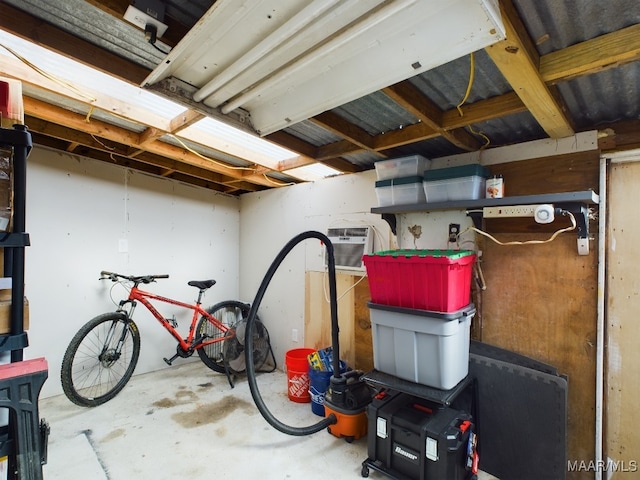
382;82;481;151
485;0;574;139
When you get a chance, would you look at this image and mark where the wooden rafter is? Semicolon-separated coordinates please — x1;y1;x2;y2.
22;97;278;188
540;23;640;84
25;115;262;191
485;0;574;138
310;112;387;159
382;82;481;151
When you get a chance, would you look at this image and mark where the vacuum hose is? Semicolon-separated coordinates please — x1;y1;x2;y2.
244;231;339;436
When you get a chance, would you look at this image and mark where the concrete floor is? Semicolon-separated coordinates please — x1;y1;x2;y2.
40;361;497;479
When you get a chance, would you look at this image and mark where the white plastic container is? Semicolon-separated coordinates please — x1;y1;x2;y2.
423;175;487;202
375;155;430;181
375;176;426;207
369;302;475;389
422;164;489;202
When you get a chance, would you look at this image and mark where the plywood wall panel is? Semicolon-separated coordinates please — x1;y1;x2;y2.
354;277;374;372
305;271;360;366
487;151;600;196
479;151;600;478
605;160;640;478
481;233;597;475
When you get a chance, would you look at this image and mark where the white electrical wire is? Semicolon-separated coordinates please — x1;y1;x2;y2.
460;210;577;246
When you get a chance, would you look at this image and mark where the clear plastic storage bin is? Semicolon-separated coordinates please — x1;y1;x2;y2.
375;176;426;207
422;164;489;202
375;155;430;181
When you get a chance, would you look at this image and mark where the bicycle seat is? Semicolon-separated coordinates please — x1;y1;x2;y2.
188;280;216;290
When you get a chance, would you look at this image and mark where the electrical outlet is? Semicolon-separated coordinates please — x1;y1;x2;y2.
483;205;541;218
448;223;460;243
291;329;298;342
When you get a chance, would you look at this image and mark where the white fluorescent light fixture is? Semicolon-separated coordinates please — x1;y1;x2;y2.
180;117;300;169
0;30;302;173
0;30;184;126
284;163;342;182
144;0;505;136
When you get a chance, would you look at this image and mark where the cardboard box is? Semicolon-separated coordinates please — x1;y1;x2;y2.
0;297;29;333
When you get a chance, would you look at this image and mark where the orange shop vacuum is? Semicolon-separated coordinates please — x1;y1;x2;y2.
243;231;373;439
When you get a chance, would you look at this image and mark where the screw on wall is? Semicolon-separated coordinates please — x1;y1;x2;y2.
448;223;460;243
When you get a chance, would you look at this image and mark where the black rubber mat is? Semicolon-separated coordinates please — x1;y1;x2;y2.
470;340;559;376
467;352;568;480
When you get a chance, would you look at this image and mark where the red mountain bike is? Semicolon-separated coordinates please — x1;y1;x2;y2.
60;271;272;407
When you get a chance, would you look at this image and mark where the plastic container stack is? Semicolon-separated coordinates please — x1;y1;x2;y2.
374;155;430;207
363;249;477;390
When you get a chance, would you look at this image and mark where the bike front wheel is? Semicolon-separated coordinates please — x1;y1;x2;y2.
60;312;141;407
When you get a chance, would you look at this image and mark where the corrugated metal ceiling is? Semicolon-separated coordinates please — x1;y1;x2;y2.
0;0;638;194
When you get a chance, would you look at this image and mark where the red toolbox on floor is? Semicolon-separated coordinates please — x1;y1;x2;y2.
362;249;476;312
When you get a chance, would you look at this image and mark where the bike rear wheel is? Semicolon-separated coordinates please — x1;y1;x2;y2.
61;312;140;407
196;300;269;374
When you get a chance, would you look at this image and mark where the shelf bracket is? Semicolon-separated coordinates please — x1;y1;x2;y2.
467;211;483;230
557;202;591;255
381;213;397;236
557;202;590;239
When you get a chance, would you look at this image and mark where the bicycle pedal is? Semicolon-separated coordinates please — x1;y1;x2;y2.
163;357;174;366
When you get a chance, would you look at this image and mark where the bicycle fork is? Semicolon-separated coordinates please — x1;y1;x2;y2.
99;314;131;367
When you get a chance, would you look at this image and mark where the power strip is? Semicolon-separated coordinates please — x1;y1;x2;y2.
483;205;542;218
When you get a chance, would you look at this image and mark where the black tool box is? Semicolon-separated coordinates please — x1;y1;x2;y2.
362;389;476;479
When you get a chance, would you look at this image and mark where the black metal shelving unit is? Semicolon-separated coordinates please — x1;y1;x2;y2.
0;125;48;480
0;125;31;359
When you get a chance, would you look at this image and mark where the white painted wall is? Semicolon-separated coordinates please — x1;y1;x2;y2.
23;147;241;398
238;169;472;366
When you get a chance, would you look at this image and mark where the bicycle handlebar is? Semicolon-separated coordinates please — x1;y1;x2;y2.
100;271;170;284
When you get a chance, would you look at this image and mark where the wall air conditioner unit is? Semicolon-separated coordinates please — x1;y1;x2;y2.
325;226;373;272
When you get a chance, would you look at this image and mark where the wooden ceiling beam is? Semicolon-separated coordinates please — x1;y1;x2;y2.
169;110;205;133
383;82;481;151
316;140;366;161
310;112;387;159
263;130;355;172
23;96;277;187
597;119;640;153
541;23;640;84
485;0;574;138
25;115;260;190
442;92;527;129
373;122;440;150
265;131;318;158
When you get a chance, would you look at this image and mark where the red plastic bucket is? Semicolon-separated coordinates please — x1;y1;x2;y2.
285;348;315;403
